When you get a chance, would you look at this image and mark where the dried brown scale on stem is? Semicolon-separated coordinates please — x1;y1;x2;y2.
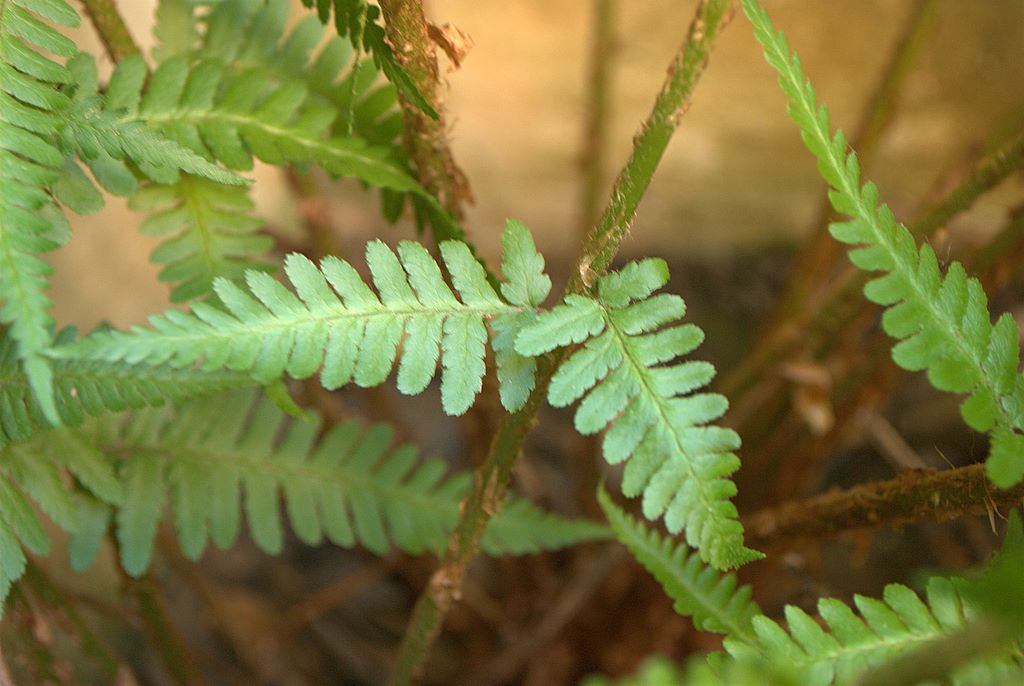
378;0;472;221
743;463;1024;551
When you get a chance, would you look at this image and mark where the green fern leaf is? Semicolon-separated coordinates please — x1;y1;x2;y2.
54;225;547;416
0;329;253;450
130;175;273;303
152;0;201;62
97;49;419;194
724;576;1024;685
197;0;462;243
0;0;83;424
517;259;760;570
63;53;244;189
298;0;438;120
597;484;760;641
743;0;1024;487
11;390;607;577
201;0;402;146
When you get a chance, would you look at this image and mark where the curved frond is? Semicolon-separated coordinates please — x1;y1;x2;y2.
0;329;254;450
725;577;1024;686
597;484;760;641
743;0;1024;488
0;0;82;423
55;221;551;416
516;259;760;570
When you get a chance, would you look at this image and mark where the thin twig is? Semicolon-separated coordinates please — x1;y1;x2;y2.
743;463;1024;551
387;2;736;683
77;0;140;61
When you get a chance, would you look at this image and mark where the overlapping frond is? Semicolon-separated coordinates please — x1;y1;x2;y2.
55;221;551;416
94;49;417;194
0;329;254;449
61;53;244;195
743;0;1024;487
129;176;272;303
516;259;759;570
66;390;608;576
597;485;760;641
724;577;1024;686
199;0;402;146
0;389;606;611
0;0;83;423
298;0;438;119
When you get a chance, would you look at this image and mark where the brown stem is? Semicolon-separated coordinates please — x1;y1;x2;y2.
743;463;1024;551
78;0;140;61
378;0;472;221
387;2;736;683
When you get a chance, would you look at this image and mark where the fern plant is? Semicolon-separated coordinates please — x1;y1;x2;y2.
1;0;1023;683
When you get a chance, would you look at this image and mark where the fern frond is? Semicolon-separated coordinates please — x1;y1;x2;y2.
0;328;254;450
516;259;759;570
41;390;606;576
129;175;272;303
61;53;244;192
94;50;418;197
298;0;438;120
200;0;402;146
0;0;83;424
742;0;1024;488
152;0;202;62
597;484;760;641
724;577;1024;686
55;222;551;415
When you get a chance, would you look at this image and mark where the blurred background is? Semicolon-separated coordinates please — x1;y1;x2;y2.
16;0;1024;684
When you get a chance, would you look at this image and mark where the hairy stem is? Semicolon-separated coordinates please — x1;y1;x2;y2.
378;0;472;221
388;2;736;682
743;463;1024;550
78;0;140;60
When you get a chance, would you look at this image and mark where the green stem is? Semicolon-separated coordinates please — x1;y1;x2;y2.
387;2;735;682
571;0;735;293
78;0;140;61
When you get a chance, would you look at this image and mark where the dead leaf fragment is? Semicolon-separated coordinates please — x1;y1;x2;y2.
428;22;474;70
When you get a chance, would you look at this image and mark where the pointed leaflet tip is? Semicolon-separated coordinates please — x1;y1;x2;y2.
500;219;551;307
25;356;60;426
